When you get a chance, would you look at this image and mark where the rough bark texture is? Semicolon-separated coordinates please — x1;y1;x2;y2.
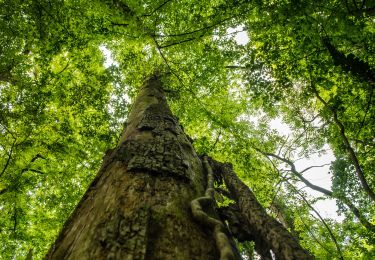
218;204;272;260
46;75;219;259
190;156;239;260
214;161;314;260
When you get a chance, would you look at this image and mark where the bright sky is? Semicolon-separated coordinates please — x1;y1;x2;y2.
227;26;249;45
99;45;119;68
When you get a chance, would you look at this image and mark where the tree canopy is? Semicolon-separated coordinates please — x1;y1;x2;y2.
0;0;374;258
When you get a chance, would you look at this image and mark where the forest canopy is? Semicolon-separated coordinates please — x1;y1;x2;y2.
0;0;374;258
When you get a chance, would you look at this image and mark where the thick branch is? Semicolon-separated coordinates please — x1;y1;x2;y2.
218;204;272;259
213;160;313;259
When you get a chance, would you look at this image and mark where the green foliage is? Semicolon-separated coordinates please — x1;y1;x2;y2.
1;0;374;258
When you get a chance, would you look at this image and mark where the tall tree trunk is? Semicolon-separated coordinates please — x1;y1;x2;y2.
46;75;222;259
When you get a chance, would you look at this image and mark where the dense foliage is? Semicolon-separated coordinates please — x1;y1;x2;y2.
1;0;374;258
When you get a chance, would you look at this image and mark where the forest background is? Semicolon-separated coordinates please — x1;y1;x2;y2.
0;0;374;258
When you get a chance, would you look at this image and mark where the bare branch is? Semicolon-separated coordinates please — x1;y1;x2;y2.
256;149;333;196
300;163;331;174
255;148;375;232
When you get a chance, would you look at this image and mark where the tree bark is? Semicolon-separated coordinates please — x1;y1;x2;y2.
218;204;272;260
45;75;220;259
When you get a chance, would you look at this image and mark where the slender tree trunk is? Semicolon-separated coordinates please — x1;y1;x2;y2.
46;75;220;259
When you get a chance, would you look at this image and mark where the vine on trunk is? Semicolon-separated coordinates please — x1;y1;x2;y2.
190;156;235;260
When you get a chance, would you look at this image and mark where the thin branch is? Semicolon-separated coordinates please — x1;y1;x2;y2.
298;213;332;255
55;60;70;75
157;16;234;38
0;123;17;140
289;182;344;260
0;138;17;178
20;168;45;175
152;36;186;89
256;149;333;196
13;203;17;233
159;37;200;49
0;188;8;195
152;36;225;132
300;163;331;174
208;127;222;153
277;136;290;156
356;86;373;138
30;154;46;163
225;65;248;69
110;22;129;27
